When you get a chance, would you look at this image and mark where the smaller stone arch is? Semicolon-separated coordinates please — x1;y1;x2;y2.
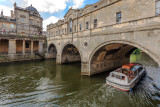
61;43;81;64
48;43;57;59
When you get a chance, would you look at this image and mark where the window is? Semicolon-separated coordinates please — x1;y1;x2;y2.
11;24;14;28
94;19;97;28
79;24;82;31
52;32;54;37
156;1;160;15
74;25;76;32
30;20;32;25
69;18;72;33
94;5;97;8
86;22;89;29
116;12;121;23
65;28;66;34
21;17;25;22
3;23;6;28
25;43;29;48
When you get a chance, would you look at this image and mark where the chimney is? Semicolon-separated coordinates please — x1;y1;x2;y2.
1;10;3;17
11;10;14;18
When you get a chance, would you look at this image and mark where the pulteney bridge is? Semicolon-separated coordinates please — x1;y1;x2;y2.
47;0;160;76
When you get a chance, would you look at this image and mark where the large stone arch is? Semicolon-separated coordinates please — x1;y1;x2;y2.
61;43;82;64
83;40;160;76
48;43;57;58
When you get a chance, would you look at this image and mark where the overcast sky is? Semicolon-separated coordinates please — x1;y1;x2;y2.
0;0;99;31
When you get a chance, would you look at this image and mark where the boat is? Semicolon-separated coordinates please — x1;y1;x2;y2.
106;63;146;91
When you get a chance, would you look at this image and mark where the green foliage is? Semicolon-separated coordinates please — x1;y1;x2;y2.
132;49;141;54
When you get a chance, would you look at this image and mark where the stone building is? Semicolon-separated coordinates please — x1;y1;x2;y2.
47;0;160;76
0;3;45;63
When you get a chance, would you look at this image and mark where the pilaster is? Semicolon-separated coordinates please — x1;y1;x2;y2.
23;40;25;54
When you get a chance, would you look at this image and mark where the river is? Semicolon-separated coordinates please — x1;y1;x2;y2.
0;53;159;107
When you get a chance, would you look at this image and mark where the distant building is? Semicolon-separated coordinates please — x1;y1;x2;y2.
0;3;46;63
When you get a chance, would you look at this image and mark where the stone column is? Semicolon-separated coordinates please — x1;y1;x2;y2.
31;41;33;54
23;40;25;54
8;39;16;58
81;61;90;76
39;40;43;53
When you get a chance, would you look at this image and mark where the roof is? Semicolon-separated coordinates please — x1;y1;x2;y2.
122;63;135;70
25;5;39;13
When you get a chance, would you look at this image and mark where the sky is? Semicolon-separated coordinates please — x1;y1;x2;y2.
0;0;99;31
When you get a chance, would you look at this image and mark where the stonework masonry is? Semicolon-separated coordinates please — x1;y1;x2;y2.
0;3;46;63
47;0;160;76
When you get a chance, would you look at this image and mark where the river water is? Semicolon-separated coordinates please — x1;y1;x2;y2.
0;53;159;107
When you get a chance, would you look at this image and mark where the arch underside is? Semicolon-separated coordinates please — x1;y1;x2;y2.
48;44;57;58
90;43;158;75
62;44;81;64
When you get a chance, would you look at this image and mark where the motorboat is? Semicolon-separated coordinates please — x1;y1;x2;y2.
106;63;146;91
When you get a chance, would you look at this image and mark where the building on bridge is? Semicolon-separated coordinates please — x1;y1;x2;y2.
47;0;160;76
0;3;46;63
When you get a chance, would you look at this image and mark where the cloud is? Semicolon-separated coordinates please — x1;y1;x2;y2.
43;16;59;31
72;0;85;9
0;5;13;16
23;0;69;13
22;0;85;13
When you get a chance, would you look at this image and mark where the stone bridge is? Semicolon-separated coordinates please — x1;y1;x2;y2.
47;16;160;76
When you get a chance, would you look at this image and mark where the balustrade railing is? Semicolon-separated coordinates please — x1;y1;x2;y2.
0;30;46;39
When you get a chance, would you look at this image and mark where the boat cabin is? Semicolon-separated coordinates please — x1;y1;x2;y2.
111;63;144;83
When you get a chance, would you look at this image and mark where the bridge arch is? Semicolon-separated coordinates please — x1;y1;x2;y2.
89;40;160;75
61;43;82;64
48;43;57;58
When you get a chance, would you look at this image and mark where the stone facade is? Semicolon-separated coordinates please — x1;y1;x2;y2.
0;3;46;63
47;0;160;76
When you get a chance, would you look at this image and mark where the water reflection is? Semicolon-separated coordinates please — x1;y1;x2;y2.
0;53;159;106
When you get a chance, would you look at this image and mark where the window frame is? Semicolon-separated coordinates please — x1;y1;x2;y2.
116;12;122;23
11;24;14;29
156;0;160;15
94;19;97;28
86;22;89;30
79;24;82;31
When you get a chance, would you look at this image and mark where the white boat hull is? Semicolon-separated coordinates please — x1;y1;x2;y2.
106;68;146;91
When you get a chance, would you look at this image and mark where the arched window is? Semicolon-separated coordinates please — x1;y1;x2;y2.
69;18;72;33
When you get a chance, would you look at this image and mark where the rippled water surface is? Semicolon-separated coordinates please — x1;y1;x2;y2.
0;53;160;107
